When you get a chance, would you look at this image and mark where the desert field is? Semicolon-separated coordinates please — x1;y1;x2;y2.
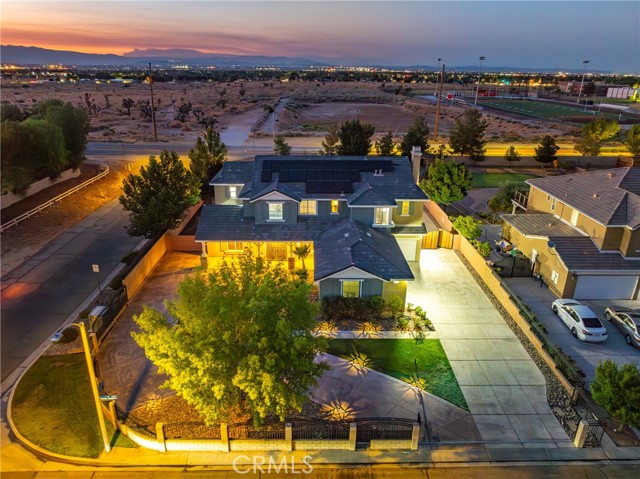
2;80;577;145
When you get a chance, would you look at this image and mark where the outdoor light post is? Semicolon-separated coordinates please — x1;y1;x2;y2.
73;321;112;453
474;56;485;106
92;264;102;292
577;59;590;105
434;57;442;96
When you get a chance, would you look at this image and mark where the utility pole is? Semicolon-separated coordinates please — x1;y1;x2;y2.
148;62;158;142
433;64;445;142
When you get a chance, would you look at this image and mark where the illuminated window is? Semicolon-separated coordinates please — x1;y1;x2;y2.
266;243;287;261
300;200;317;215
374;207;391;226
268;202;284;221
401;201;410;216
551;198;557;211
341;280;361;298
229;186;237;199
551;270;559;285
226;242;244;252
330;200;340;214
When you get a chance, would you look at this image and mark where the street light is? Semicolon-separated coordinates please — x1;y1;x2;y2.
434;57;442;96
474;56;485;106
577;60;590;104
71;321;112;453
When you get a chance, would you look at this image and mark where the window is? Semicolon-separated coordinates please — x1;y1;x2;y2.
268;202;284;221
330;200;340;215
225;241;244;252
341;280;361;298
299;200;317;215
551;270;559;285
374;207;391;226
229;186;237;199
546;194;550;202
266;243;287;261
551;198;557;211
401;201;410;216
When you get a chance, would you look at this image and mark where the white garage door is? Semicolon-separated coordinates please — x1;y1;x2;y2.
574;275;639;300
396;237;420;262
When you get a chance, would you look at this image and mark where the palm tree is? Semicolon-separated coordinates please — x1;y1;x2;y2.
292;244;311;270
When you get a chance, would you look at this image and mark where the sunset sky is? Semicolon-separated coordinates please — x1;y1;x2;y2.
2;1;638;71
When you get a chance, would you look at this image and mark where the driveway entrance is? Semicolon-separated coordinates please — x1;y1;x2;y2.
407;249;571;447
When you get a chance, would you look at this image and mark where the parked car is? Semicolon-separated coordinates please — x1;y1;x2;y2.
604;307;640;348
551;299;608;343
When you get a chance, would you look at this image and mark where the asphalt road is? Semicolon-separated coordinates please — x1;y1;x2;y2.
0;198;141;382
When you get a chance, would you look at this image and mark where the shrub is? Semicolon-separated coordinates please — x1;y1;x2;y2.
121;251;137;265
320;296;389;322
386;296;404;319
472;240;492;257
396;317;409;331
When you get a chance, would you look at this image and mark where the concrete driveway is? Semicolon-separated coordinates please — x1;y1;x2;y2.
406;250;571;447
505;277;640;385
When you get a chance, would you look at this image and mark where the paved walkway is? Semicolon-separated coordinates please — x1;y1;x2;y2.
312;353;481;442
406;250;571;447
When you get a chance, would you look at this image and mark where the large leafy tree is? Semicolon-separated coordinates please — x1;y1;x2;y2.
534;135;560;166
132;253;327;425
575;119;620;157
452;215;482;240
591;360;640;430
375;131;395;156
119;150;200;238
41;101;90;168
504;145;521;163
400;117;429;157
624;124;640;157
335;119;375;156
448;109;489;162
488;182;530;215
420;158;472;206
188;128;227;186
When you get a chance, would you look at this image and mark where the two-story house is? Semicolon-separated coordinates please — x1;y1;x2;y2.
501;167;640;300
195;151;428;304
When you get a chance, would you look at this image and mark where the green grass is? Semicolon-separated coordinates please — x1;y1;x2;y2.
480;99;636;121
11;354;135;458
326;339;468;410
471;173;537;188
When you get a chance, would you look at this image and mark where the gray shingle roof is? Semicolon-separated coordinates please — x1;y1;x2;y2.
249;180;302;202
550;236;640;272
347;182;396;206
314;219;415;281
243;155;427;202
195;205;334;242
501;213;584;237
526;168;640;228
210;161;254;185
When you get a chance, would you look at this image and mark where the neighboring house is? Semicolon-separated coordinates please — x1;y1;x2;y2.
502;167;640;300
195;150;428;304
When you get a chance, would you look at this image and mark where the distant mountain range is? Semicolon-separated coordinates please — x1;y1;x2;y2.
0;45;611;73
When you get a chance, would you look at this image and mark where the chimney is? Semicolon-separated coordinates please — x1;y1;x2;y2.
411;146;421;184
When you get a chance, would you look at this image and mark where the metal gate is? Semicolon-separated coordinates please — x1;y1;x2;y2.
422;231;439;249
438;230;454;249
355;418;414;447
572;388;606;446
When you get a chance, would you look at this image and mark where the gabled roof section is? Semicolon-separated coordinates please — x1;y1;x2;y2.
209;161;254;185
347;182;397;206
549;236;640;272
249;180;302;203
314;219;414;282
501;213;584;238
526;167;640;228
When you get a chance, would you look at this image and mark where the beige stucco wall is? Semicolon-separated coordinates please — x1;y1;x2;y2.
620;228;640;257
382;280;407;304
392;201;423;226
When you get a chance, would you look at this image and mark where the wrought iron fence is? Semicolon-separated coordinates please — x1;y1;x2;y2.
228;422;286;440
355;418;414;443
163;422;222;440
572;388;606;446
291;420;351;440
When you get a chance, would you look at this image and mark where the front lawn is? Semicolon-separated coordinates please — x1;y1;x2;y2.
11;354;134;458
326;339;468;410
472;173;537;188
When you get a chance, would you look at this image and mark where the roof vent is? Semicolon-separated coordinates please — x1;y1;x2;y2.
366;232;372;237
607;172;614;179
547;223;553;227
593;193;600;199
344;233;350;238
373;169;384;176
